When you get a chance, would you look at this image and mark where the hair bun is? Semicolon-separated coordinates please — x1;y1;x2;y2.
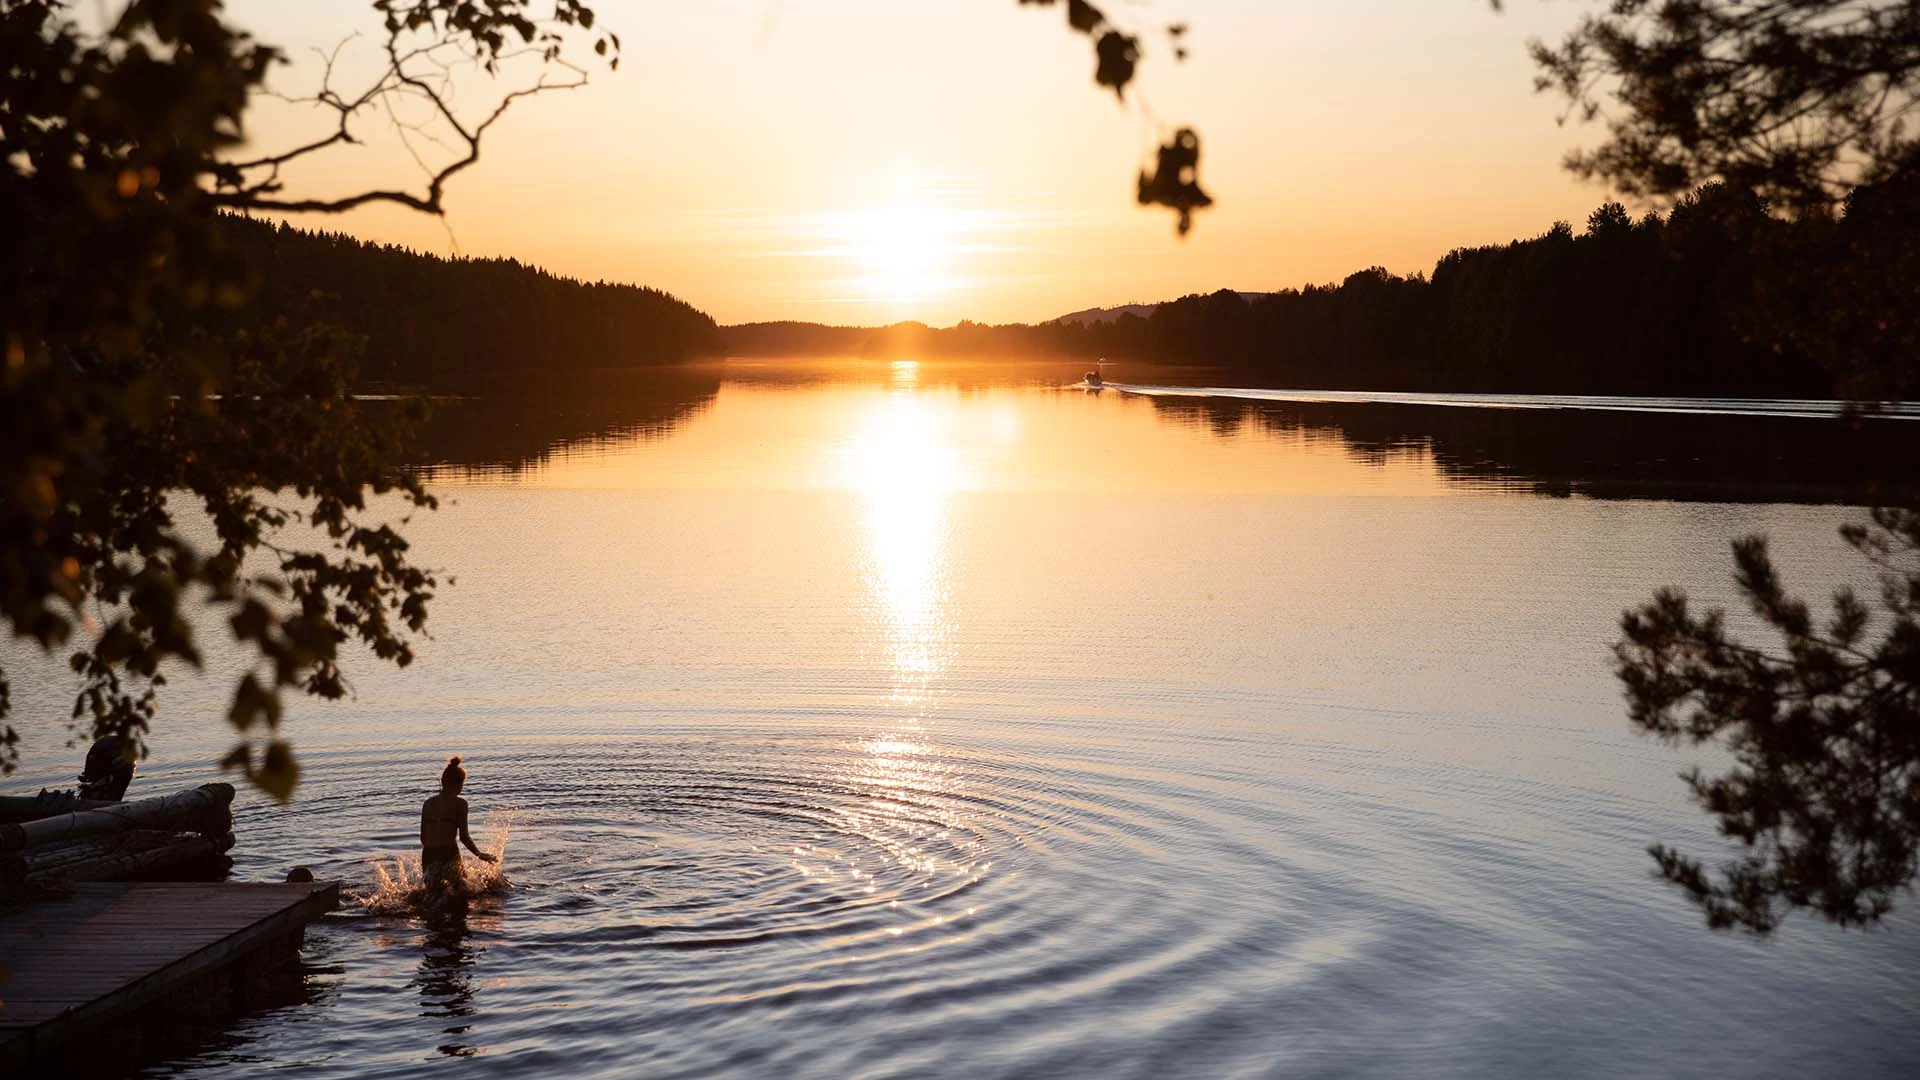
448;755;462;766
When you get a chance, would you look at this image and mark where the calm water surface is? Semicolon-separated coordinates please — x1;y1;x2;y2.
9;361;1919;1078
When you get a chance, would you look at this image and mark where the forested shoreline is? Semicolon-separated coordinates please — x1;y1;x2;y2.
728;186;1881;399
236;182;1889;401
223;215;725;387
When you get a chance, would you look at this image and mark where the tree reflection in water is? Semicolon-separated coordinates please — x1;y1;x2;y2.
1147;395;1920;504
408;367;723;476
406;362;1916;506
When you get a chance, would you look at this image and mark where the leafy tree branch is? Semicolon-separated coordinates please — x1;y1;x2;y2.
1023;0;1212;233
1526;0;1920;215
0;0;616;798
1618;509;1920;934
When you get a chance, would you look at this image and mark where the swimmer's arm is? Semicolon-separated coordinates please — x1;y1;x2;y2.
457;800;498;862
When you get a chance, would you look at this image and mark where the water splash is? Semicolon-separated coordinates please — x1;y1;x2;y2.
354;812;516;916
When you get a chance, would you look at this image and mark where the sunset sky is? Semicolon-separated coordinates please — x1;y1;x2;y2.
232;0;1607;328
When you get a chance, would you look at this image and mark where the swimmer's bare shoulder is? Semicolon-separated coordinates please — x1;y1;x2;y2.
420;792;466;845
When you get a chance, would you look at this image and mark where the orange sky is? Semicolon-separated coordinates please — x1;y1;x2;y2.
231;1;1607;327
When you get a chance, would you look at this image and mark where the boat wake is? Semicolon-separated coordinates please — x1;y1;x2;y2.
1103;383;1920;420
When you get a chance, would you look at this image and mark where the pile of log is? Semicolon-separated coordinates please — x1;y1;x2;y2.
0;790;119;824
0;783;236;894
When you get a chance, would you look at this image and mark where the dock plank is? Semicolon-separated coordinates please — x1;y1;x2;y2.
0;881;337;1069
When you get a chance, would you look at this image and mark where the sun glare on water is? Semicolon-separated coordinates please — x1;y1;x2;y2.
835;390;962;692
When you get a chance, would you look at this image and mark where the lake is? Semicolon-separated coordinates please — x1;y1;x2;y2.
7;360;1918;1078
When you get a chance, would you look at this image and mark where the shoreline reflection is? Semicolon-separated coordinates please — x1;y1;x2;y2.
404;360;1914;505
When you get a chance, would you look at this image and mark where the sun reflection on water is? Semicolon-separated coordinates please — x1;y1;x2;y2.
835;387;960;704
827;386;987;939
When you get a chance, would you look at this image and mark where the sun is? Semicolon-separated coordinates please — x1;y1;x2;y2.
841;200;956;305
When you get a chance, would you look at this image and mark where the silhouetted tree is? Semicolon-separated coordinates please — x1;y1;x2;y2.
1585;201;1631;238
1520;0;1920;933
1619;511;1920;934
1522;0;1919;390
0;0;612;798
1529;0;1920;214
228;217;723;383
1755;166;1920;404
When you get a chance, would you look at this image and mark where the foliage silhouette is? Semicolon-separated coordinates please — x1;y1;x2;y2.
0;0;627;798
1512;0;1920;926
1022;0;1211;232
1527;0;1920;215
1515;0;1920;934
1618;511;1920;934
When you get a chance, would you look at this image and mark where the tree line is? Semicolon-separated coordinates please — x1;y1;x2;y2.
221;215;725;387
236;180;1888;402
729;183;1902;400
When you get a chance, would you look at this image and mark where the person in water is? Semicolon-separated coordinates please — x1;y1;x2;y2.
421;755;497;889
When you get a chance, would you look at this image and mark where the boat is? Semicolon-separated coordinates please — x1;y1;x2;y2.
1083;359;1110;390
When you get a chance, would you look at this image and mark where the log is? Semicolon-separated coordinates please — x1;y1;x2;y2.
57;832;233;883
0;783;234;853
0;792;121;824
22;839;121;872
15;831;237;884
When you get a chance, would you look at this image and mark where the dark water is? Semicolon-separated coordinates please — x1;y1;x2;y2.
7;361;1918;1077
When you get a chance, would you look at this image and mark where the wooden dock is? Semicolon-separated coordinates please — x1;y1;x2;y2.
0;880;338;1072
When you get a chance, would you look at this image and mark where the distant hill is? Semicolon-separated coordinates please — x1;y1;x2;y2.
721;318;1083;359
1052;293;1276;326
722;321;927;356
1051;303;1159;326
